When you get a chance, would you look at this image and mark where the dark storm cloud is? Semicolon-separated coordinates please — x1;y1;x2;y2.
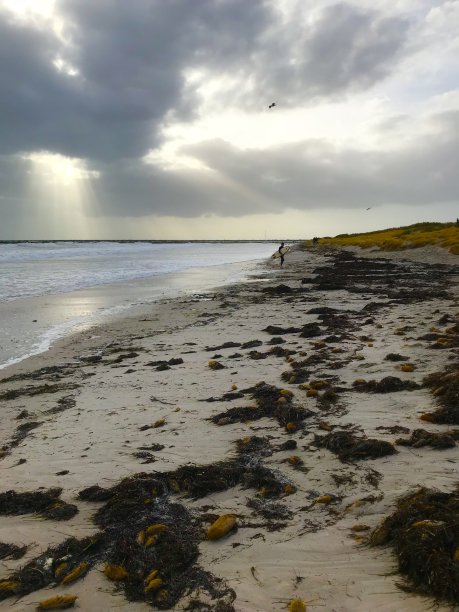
0;0;411;164
0;0;271;162
235;2;410;108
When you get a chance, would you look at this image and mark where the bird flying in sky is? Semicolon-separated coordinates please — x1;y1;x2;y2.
268;102;276;109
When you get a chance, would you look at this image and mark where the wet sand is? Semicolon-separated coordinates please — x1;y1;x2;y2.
0;245;458;611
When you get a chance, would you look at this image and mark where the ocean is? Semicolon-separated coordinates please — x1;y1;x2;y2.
0;241;277;370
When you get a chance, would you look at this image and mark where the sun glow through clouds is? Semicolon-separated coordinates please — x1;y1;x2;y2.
22;152;100;238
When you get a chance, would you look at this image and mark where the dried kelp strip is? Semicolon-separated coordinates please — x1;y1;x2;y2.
0;487;78;520
369;487;459;603
396;428;459;449
352;376;419;393
421;368;459;424
314;430;396;461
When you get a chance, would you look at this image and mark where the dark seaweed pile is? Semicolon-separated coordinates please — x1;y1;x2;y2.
370;487;459;603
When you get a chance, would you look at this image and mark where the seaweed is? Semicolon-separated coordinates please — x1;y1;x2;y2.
246;498;293;520
314;430;396;461
369;487;459;603
0;534;104;601
352;376;419;393
263;325;302;335
421;368;459;424
396;429;459;449
0;383;78;401
210;382;313;430
384;353;409;362
0;542;27;560
0;488;78;520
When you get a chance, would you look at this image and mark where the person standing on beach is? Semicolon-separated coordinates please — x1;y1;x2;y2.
278;242;286;267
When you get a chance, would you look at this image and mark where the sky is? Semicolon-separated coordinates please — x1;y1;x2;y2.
0;0;458;240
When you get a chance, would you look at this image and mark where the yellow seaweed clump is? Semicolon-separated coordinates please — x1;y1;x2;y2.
288;598;307;612
153;419;166;428
61;562;88;585
103;564;128;581
283;484;296;495
54;563;68;579
145;577;163;593
306;389;318;397
400;363;415;372
208;360;224;370
0;581;20;593
286;422;297;432
145;535;158;547
315;495;333;504
454;548;459;562
207;514;237;541
146;523;168;536
37;595;78;610
144;569;158;584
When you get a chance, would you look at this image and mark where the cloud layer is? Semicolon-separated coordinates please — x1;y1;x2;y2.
0;0;457;236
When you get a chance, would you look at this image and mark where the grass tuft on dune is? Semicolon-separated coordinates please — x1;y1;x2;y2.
318;222;459;255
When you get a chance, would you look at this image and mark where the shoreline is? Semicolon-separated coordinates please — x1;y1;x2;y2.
0;253;274;372
0;245;458;611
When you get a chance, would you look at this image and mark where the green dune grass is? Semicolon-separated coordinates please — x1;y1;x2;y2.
317;222;459;255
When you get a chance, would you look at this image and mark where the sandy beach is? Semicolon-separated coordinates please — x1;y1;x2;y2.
1;244;458;612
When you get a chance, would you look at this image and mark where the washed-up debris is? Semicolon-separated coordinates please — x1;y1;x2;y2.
210;382;313;430
369;487;459;603
385;353;409;362
352;376;419;393
202;391;245;402
299;323;322;338
0;534;103;602
241;339;263;349
0;542;27;560
246;498;293;520
396;428;459;449
207;515;237;541
0;488;78;520
421;368;459;424
235;436;272;457
205;342;241;352
37;594;78;609
0;383;78;401
208;360;225;370
314;430;396;461
261;284;293;295
85;474;236;607
146;357;184;369
263;325;302;335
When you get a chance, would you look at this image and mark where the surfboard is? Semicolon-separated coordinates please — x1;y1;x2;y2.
271;246;290;259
